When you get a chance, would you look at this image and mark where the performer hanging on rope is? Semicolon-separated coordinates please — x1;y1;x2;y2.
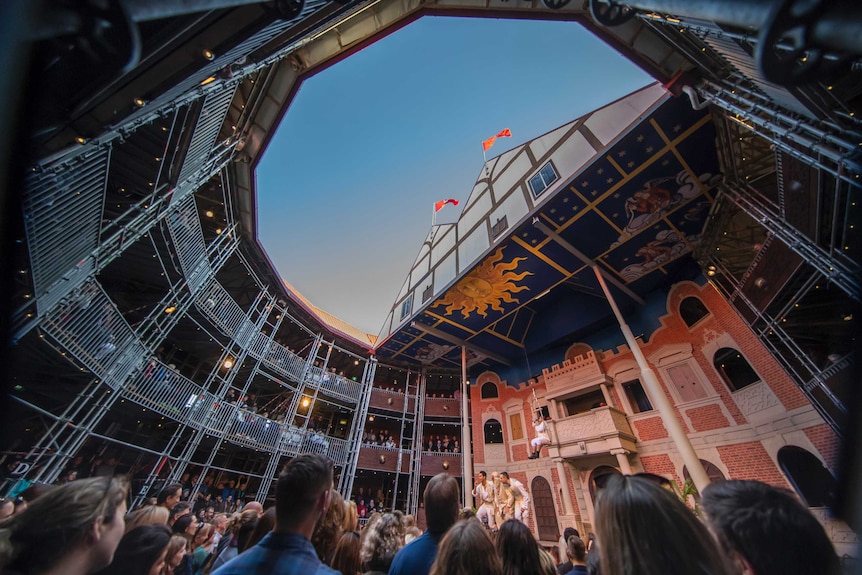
471;470;497;531
529;411;551;459
500;472;531;524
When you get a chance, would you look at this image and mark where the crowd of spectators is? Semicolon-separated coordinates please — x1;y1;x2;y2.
362;430;399;449
0;455;845;575
422;435;459;453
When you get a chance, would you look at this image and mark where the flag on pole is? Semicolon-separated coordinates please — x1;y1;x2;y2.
434;198;459;212
482;128;512;152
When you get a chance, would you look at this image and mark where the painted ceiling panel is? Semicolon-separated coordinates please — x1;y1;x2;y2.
377;92;721;370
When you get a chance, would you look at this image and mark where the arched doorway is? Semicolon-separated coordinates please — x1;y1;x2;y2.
531;475;558;542
777;446;837;507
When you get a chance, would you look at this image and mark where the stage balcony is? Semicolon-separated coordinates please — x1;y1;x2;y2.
419;450;462;476
423;396;460;419
547;406;637;460
356;444;411;473
368;387;415;413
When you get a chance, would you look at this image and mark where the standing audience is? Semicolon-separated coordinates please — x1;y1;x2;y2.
330;531;361;575
562;535;587;575
93;524;171;575
0;476;129;575
495;519;555;575
312;489;346;563
700;479;840;575
595;474;736;575
211;453;338;574
358;512;404;575
125;505;170;533
389;473;460;575
429;517;502;575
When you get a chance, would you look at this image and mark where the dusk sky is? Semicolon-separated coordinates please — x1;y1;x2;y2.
256;16;653;335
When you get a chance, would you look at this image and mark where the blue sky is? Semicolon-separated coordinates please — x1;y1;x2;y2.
256;16;653;335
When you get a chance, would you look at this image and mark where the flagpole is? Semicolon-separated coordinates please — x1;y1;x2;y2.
482;147;489;177
432;202;436;228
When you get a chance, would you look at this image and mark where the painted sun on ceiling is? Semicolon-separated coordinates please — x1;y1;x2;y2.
434;247;532;319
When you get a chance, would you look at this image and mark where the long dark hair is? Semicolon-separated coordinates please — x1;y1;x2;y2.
430;518;502;575
330;530;361;575
495;519;544;575
596;474;735;575
94;524;171;575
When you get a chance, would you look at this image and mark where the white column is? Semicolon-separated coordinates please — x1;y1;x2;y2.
590;268;710;493
461;346;474;510
555;459;575;515
611;448;633;475
599;383;615;408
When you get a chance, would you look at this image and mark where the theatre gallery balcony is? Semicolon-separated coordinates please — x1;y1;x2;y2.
547;406;637;459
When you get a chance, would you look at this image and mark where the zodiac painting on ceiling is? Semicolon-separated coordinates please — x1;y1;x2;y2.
415;342;454;362
619;169;722;239
619;228;695;281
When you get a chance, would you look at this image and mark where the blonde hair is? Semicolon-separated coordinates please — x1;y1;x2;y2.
125;504;169;533
0;476;129;574
193;523;215;548
359;512;404;572
165;534;188;563
342;499;358;533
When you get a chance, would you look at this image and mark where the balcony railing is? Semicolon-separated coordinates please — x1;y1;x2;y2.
550;406;636;459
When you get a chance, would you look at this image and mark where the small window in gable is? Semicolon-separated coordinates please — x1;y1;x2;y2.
400;295;412;321
528;161;558;199
484;419;503;444
481;381;499;399
680;296;709;327
713;347;760;391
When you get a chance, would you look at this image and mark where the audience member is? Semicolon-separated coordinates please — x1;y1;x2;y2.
402;514;421;544
358;512;403;575
585;543;600;575
313;489;346;562
164;535;190;575
0;476;129;575
557;527;579;572
496;519;554;575
389;473;460;575
700;479;840;575
169;502;192;526
172;514;198;575
212;453;338;574
125;505;170;533
429;518;502;575
209;510;259;571
245;508;276;550
562;535;587;575
342;500;358;533
595;474;735;575
0;498;14;520
158;483;184;511
94;524;171;575
241;501;264;516
191;523;216;575
330;531;361;575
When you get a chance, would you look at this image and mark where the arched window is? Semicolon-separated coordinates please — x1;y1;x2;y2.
481;382;499;399
713;347;760;391
483;419;503;444
777;446;837;507
680;296;709;327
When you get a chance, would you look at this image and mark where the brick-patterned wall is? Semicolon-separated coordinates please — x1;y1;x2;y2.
632;416;669;441
550;466;581;524
640;453;682;486
685;403;729;432
803;424;841;470
716;441;790;488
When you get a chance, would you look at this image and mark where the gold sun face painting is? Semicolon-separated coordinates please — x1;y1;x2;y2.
436;248;532;319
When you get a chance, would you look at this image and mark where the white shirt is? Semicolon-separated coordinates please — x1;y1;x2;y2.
508;478;530;505
472;481;495;505
534;420;549;439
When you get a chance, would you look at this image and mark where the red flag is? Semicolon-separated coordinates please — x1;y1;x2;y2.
482;128;512;152
434;198;459;212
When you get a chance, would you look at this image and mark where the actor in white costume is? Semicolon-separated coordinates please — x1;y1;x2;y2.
472;470;497;531
529;413;551;459
500;471;531;524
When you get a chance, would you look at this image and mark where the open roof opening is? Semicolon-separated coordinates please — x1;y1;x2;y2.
256;17;652;335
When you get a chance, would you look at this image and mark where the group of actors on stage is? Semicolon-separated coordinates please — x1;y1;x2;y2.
470;413;552;530
472;470;531;531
